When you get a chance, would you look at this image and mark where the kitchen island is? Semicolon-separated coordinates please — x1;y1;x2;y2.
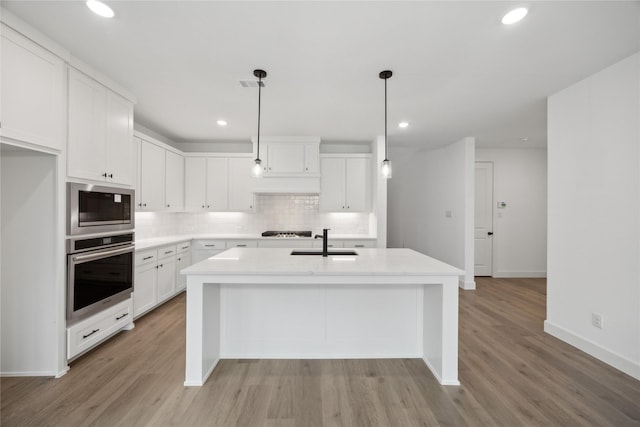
182;247;463;387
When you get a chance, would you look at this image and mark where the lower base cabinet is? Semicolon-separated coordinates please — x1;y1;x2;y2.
134;244;178;318
176;242;191;292
67;298;133;360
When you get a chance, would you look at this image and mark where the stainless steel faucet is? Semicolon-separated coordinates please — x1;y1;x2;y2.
314;228;330;257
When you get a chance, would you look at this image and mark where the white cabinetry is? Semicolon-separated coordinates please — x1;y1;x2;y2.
1;25;65;150
261;141;320;176
165;150;184;210
67;68;134;186
184;156;254;212
191;239;225;264
175;242;191;292
67;298;133;360
138;139;165;210
228;157;254;211
319;155;371;212
133;244;177;318
157;246;177;303
136;136;184;211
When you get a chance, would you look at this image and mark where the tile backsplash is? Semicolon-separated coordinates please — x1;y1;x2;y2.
135;194;373;240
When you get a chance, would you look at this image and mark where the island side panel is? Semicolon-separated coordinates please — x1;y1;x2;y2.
184;277;220;386
422;277;460;386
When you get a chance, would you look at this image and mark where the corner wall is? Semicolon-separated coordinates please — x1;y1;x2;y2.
388;137;475;289
475;148;547;277
546;52;640;380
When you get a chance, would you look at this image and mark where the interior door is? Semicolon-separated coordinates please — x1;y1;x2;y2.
475;162;493;276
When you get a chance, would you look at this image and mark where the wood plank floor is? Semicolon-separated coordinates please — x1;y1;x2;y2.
2;277;640;426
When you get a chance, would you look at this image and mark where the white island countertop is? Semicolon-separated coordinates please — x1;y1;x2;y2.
183;247;463;387
181;247;464;279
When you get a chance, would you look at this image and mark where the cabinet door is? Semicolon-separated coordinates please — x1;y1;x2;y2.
68;69;106;182
319;158;346;211
134;262;157;318
228;157;254;212
105;91;134;186
185;157;207;211
304;143;320;174
266;143;305;174
345;158;370;211
157;256;176;303
139;141;165;210
1;25;65;150
206;158;228;211
175;252;191;292
165;151;184;211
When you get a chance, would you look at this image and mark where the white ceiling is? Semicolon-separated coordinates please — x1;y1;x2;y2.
3;1;639;150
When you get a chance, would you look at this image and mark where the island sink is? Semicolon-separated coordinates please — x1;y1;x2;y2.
290;250;358;256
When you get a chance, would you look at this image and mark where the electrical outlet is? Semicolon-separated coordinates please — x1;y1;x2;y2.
592;313;603;329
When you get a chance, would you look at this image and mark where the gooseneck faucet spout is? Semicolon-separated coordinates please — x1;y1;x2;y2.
314;228;330;257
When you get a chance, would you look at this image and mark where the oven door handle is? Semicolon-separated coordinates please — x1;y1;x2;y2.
72;244;135;263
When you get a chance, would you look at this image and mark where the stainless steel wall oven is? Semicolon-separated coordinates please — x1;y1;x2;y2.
67;233;134;324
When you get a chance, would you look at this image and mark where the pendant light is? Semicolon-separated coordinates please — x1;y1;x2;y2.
252;69;267;178
379;70;393;179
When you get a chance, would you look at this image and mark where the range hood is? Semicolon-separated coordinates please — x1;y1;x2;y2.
252;176;320;194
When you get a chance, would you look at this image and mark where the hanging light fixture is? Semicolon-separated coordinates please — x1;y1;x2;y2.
252;69;267;178
379;70;393;178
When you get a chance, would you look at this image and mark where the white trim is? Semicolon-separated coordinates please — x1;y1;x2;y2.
544;320;640;381
0;9;70;61
68;58;136;103
220;353;421;359
184;358;219;387
422;357;461;386
459;278;476;290
493;271;547;278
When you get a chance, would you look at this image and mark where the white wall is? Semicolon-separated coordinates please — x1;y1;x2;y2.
1;147;62;376
546;52;640;380
475;148;547;277
388;138;475;289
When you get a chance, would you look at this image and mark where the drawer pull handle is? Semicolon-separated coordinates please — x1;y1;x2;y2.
164;251;173;255
204;244;217;247
236;244;247;247
83;329;100;339
115;313;128;321
354;245;365;248
143;256;154;261
181;246;189;250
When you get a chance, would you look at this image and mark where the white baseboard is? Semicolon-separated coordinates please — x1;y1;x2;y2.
1;370;63;377
544;320;640;381
459;278;476;290
493;271;547;278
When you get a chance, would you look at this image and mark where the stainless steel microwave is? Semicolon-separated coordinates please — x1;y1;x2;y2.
67;183;134;236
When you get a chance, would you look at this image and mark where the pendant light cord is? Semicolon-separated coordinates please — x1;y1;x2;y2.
384;76;388;161
256;74;262;161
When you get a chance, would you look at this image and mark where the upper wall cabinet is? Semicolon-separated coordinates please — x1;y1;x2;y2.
67;68;134;186
0;25;65;150
257;139;320;176
184;156;254;212
136;137;184;212
319;155;371;212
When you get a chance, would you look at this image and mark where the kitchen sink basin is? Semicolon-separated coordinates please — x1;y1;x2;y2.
290;250;358;256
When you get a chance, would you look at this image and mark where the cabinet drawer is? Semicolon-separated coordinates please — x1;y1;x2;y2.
135;249;156;266
193;239;226;250
226;240;257;248
67;298;133;359
177;241;191;254
158;244;177;259
343;240;376;248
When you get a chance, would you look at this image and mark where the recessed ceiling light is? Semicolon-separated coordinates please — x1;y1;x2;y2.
398;122;409;128
217;120;227;126
86;0;114;18
502;7;528;25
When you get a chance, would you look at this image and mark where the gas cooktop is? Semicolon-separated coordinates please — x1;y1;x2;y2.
261;230;312;238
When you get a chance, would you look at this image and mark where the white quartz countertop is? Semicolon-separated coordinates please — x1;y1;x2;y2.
181;247;464;277
135;234;376;251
